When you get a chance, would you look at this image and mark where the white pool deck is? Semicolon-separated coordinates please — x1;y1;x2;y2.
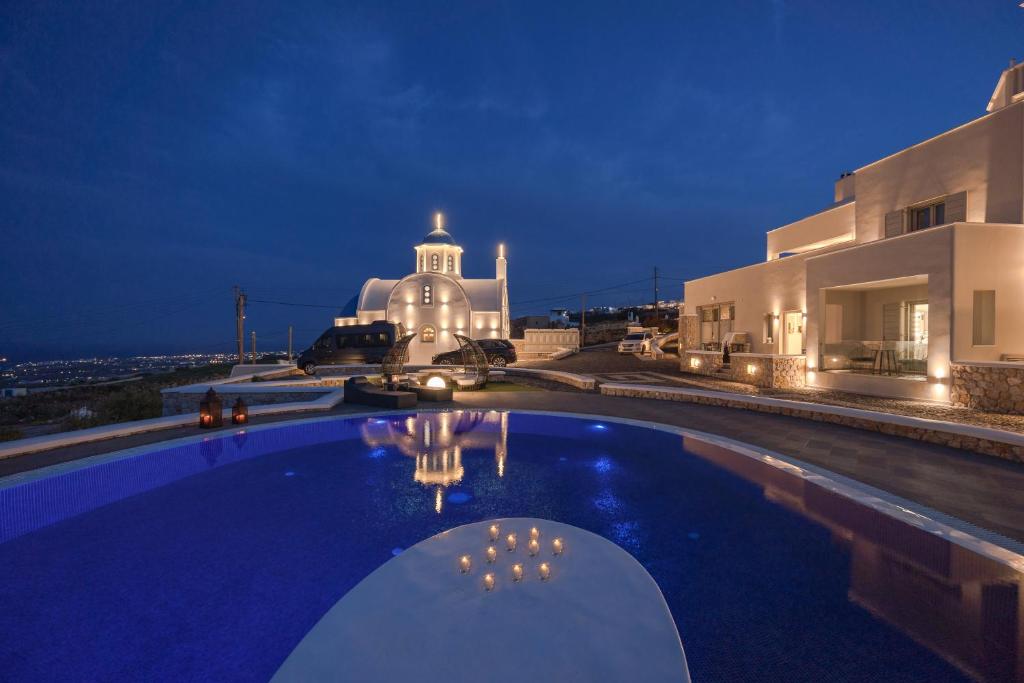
272;518;690;683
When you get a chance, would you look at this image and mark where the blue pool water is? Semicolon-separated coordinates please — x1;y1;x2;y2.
0;411;1015;681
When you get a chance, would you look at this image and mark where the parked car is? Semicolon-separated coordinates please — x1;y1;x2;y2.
617;331;653;354
297;321;404;375
432;339;518;367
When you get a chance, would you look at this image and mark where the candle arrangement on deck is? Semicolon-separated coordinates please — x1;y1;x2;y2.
456;522;566;591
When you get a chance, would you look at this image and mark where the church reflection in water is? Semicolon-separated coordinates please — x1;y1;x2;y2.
684;436;1024;683
359;411;508;513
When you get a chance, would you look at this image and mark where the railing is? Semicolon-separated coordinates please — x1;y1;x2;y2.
821;340;927;375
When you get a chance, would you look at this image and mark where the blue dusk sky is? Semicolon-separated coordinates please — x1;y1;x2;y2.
1;1;1022;359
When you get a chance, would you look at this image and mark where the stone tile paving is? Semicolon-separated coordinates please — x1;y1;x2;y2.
519;349;1024;434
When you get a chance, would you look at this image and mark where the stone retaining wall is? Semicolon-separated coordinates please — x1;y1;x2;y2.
681;350;723;376
951;362;1024;414
600;384;1024;463
679;315;699;354
730;354;806;389
162;389;334;416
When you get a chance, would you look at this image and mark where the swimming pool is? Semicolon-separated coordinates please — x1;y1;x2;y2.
0;410;1020;681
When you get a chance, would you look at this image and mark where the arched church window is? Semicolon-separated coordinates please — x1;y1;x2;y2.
431;253;439;271
420;324;436;343
447;254;454;272
419;253;425;272
422;284;432;306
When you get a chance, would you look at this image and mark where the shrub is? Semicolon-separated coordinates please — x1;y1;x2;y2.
0;425;23;442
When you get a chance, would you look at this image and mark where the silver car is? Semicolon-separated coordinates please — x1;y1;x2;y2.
617;331;652;354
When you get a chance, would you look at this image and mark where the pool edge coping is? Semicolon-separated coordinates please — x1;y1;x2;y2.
2;408;1022;574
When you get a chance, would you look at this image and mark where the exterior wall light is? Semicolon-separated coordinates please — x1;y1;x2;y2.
746;364;757;375
199;388;222;428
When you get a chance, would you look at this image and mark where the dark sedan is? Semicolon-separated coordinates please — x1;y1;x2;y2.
431;339;518;366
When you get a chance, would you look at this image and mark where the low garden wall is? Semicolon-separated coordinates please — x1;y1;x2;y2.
161;386;334;416
681;350;723;376
729;353;806;389
951;361;1024;414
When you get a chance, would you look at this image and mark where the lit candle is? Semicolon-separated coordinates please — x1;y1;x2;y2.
486;546;497;563
483;573;495;591
528;539;540;556
506;533;517;552
552;538;564;555
459;555;471;574
512;563;523;582
488;523;500;541
529;526;540;541
538;562;551;581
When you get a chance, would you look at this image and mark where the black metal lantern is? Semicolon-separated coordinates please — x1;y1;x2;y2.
231;397;249;425
198;387;223;428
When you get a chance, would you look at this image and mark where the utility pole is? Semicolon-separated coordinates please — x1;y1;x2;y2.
580;294;587;349
234;286;247;365
288;325;293;362
251;330;257;364
653;266;660;328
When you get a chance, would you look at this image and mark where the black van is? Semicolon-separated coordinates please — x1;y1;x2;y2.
297;321;404;375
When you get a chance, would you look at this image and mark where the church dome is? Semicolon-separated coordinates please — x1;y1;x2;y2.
420;212;457;245
421;228;456;245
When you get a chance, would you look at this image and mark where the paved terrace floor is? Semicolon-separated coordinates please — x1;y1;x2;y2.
519;347;1024;434
4;388;1024;546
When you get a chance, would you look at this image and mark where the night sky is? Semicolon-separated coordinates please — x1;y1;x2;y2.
1;2;1021;359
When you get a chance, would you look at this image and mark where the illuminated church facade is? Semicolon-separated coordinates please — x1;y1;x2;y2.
338;213;510;364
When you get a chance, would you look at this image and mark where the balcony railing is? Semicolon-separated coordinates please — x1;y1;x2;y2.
821;340;927;376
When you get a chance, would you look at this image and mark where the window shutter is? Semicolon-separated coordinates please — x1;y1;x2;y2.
884;210;904;238
882;302;901;340
944;191;966;223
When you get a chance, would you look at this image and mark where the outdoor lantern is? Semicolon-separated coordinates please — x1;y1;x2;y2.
232;397;249;425
198;388;222;429
426;375;447;389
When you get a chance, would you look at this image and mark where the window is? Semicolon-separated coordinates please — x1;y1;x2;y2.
698;303;734;349
420;325;436;343
973;290;995;345
419;254;425;272
431;253;439;271
422;284;433;306
910;201;945;231
447;254;454;272
762;313;775;344
314;335;332;351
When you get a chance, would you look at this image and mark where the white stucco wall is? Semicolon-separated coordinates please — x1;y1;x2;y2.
806;225;953;399
684;252;809;354
766;201;855;260
953;223;1024;361
853;101;1024;243
384;274;472;364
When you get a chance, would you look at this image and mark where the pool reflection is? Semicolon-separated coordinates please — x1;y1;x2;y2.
359;411;509;512
683;436;1024;683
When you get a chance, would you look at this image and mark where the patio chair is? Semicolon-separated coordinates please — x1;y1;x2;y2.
451;334;490;390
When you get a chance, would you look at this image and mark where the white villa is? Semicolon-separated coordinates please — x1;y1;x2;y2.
681;59;1024;413
339;213;511;365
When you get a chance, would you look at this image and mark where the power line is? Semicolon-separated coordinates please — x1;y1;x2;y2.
247;298;343;309
509;277;653;307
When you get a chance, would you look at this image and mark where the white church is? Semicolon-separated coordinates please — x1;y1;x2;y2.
335;213;510;364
